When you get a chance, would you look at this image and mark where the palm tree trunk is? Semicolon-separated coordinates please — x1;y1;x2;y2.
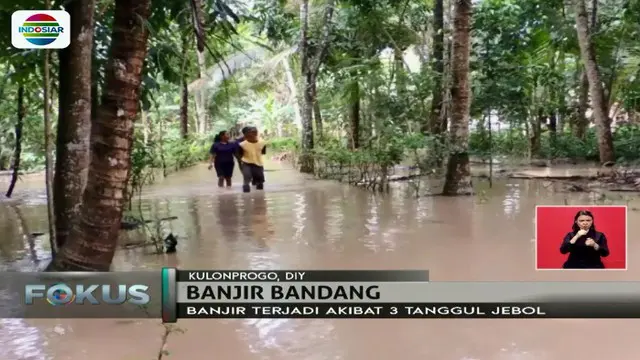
575;68;589;139
298;0;315;174
53;0;95;250
191;0;208;134
348;81;360;149
44;50;57;256
43;0;56;253
5;85;25;198
575;0;596;139
299;0;334;172
195;50;207;133
442;0;473;196
180;81;189;138
282;57;302;129
180;34;189;139
91;31;99;126
300;73;315;172
573;0;615;163
427;0;445;134
312;81;322;140
394;47;406;94
439;0;455;134
47;0;152;271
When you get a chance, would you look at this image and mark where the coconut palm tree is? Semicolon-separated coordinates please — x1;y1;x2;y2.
47;0;152;271
442;0;473;196
573;0;615;164
53;0;96;251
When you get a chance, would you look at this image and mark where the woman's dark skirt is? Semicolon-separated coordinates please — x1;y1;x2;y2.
214;161;234;178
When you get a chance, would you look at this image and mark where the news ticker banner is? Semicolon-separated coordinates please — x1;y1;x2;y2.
4;269;640;321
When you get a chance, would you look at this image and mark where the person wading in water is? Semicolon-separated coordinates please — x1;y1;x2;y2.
208;130;238;187
234;126;256;186
237;127;267;193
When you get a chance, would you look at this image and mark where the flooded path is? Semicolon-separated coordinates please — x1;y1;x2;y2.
1;161;639;359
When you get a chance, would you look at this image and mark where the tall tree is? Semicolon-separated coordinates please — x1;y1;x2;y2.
47;0;152;271
298;0;334;173
180;33;189;139
5;84;25;198
191;0;208;133
347;81;360;149
298;0;314;173
427;0;445;135
575;0;596;140
312;82;322;140
442;0;473;196
53;0;95;250
44;0;56;251
573;0;615;163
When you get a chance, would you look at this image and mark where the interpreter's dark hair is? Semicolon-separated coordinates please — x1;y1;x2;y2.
572;209;597;234
214;130;227;143
241;127;251;135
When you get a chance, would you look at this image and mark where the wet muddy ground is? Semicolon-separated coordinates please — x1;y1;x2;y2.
1;161;639;360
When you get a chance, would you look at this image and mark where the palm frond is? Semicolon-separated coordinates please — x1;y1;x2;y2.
257;45;298;75
188;46;274;92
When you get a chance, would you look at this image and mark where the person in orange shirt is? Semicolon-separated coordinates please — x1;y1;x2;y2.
237;127;267;193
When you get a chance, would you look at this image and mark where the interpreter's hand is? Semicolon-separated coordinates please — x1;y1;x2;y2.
585;238;596;247
576;229;588;237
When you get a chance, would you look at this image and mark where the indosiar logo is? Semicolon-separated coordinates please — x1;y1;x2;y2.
11;10;70;49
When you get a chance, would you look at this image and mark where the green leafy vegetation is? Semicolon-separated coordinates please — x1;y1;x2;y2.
2;0;639;179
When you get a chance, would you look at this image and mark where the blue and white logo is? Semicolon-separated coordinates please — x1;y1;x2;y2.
11;10;70;49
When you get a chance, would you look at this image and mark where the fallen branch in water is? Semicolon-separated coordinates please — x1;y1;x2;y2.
508;173;597;180
120;216;179;230
387;174;423;182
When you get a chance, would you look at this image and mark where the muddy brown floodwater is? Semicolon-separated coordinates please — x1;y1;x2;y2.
1;161;639;360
